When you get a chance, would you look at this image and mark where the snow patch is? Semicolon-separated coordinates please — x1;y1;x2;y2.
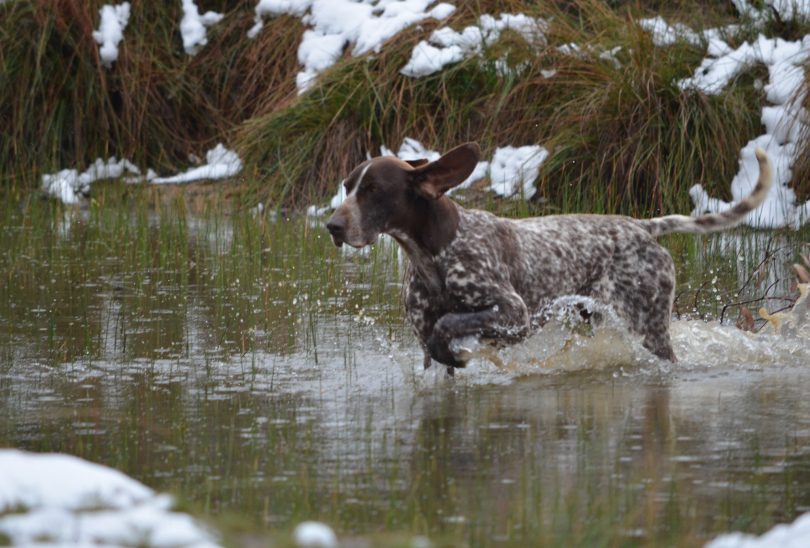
152;144;243;184
248;0;456;93
638;16;703;47
92;2;131;68
381;136;441;163
489;145;548;198
401;13;547;77
248;0;314;38
0;449;219;547
707;511;810;548
180;0;224;55
638;16;742;48
43;144;242;204
42;157;143;205
767;0;810;22
293;521;338;547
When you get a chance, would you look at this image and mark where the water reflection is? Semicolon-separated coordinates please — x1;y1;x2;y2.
0;204;808;544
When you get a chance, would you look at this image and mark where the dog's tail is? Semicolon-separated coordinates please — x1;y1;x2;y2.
639;147;773;237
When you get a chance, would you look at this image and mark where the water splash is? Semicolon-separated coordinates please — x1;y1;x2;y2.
444;294;810;379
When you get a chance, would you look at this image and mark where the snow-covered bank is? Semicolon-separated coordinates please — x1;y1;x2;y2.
640;8;810;229
42;144;242;204
682;31;810;228
0;449;219;546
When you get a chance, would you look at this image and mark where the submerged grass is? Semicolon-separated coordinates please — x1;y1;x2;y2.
2;1;807;213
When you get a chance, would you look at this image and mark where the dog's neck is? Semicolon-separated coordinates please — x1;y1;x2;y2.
387;196;459;294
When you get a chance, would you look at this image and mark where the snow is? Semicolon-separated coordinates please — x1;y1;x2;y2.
381;136;441;163
678;34;810;228
637;16;746;49
707;512;810;548
42;157;143;205
767;0;810;22
43;144;242;204
248;0;456;93
401;13;547;77
489;145;548;198
41;1;810;228
180;0;224;55
92;3;130;68
293;521;338;547
638;16;702;47
0;449;219;547
152;143;243;184
248;0;313;38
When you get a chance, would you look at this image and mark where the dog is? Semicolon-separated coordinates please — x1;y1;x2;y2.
326;143;773;374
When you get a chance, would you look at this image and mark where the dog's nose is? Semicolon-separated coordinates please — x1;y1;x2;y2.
326;216;345;237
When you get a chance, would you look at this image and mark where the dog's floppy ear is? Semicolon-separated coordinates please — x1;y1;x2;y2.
409;143;481;199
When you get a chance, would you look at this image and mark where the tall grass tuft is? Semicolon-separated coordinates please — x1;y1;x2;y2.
0;1;302;179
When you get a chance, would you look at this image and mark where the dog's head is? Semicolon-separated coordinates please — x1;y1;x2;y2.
326;143;480;248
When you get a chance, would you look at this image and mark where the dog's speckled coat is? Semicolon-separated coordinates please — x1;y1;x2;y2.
326;143;773;374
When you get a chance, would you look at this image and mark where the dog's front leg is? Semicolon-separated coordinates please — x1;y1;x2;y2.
427;291;529;367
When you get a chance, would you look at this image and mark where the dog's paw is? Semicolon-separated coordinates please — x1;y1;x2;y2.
427;332;466;368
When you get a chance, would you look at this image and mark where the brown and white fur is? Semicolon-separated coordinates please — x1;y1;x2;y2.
326;143;773;374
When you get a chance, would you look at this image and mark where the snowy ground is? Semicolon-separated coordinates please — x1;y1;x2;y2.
0;449;346;546
708;512;810;548
0;449;219;546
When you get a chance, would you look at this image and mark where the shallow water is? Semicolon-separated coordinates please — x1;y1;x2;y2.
1;198;809;545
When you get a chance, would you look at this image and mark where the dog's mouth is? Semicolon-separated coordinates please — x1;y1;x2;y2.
330;234;376;249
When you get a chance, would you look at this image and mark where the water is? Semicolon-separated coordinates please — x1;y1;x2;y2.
1;195;809;545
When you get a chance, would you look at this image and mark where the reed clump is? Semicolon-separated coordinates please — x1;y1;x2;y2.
2;0;807;214
0;1;301;178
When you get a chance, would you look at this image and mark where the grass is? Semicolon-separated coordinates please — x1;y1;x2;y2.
0;1;300;179
2;0;808;215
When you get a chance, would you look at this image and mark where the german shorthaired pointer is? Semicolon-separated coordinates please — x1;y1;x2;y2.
326;143;773;374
